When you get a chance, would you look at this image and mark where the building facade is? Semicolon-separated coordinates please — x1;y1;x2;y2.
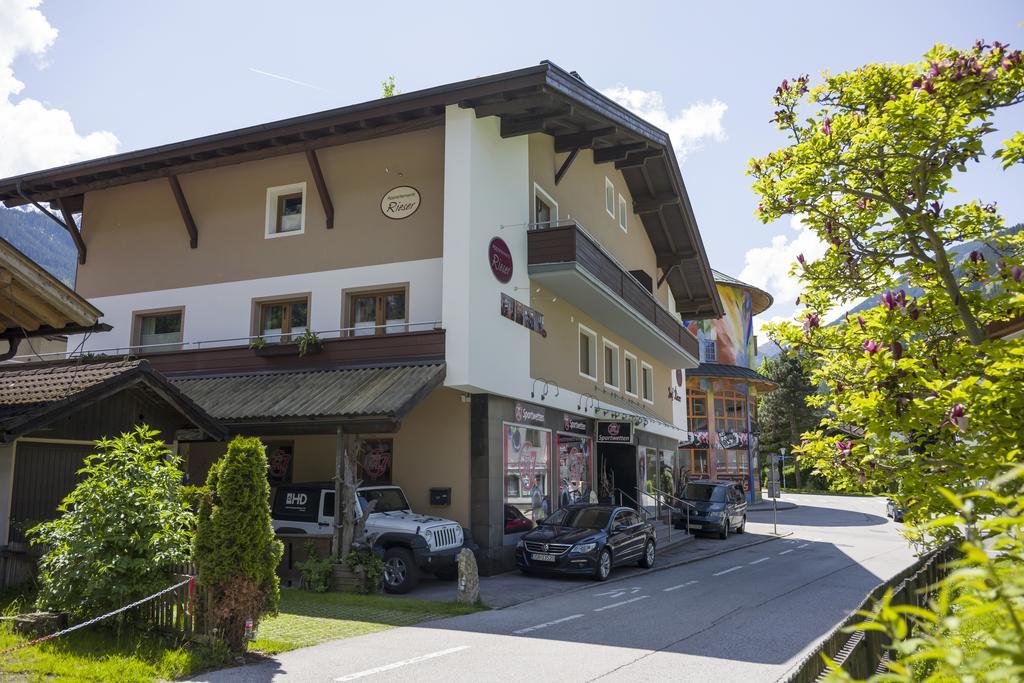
0;63;723;573
676;272;776;503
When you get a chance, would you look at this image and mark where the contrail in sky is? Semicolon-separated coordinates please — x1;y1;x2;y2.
248;68;332;93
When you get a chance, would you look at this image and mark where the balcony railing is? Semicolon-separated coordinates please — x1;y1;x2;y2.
527;221;699;359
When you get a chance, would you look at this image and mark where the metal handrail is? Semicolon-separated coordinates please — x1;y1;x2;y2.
614;488;649;521
650;485;693;536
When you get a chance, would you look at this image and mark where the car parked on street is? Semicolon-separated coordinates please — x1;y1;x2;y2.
515;504;656;581
271;482;474;594
673;480;747;539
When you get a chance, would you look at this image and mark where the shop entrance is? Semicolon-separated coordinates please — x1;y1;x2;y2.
598;443;638;509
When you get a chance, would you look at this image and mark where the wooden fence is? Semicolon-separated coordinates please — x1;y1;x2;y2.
133;564;211;642
785;544;958;682
0;548;37;591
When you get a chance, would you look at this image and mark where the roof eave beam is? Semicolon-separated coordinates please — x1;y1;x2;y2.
168;176;198;249
553;126;616;153
305;149;334;229
554;148;580;186
614;149;663;169
55;196;87;265
592;142;647;164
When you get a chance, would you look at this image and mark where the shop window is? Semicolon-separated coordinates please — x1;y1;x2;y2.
688;450;709;475
504;423;552;530
358;438;393;485
641;361;654;403
133;308;183;350
265;443;294;486
347;287;407;336
618;194;628;232
556;434;593;509
266;182;306;237
255;296;308;343
703;340;717;363
624;351;638;396
578;324;597;380
534;184;557;227
603;339;620;389
605;177;615;217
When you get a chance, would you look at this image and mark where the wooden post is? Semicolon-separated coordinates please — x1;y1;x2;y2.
341;433;357;559
333;425;344;558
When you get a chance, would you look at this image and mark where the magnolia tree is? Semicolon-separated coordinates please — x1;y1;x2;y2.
750;40;1024;536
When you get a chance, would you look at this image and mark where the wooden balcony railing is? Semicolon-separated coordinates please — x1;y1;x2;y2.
527;222;699;359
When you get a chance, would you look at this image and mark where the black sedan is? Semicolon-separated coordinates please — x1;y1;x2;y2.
515;504;656;581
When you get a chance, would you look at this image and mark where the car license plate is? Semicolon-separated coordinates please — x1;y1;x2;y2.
530;553;556;562
689;524;702;530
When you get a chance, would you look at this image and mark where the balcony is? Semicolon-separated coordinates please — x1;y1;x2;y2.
527;221;699;366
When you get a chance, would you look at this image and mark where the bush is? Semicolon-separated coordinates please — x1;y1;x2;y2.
29;426;192;619
344;549;384;594
193;436;283;651
296;542;333;593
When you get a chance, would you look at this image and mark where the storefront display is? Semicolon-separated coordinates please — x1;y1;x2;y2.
503;422;552;529
360;438;393;485
556;434;593;508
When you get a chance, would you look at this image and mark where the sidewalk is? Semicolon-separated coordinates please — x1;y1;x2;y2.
749;497;799;511
387;526;791;609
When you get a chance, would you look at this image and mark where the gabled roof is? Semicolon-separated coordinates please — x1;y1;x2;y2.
172;363;446;429
0;359;225;441
0;62;721;319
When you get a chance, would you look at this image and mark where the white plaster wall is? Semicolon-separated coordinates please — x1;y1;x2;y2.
69;258;443;353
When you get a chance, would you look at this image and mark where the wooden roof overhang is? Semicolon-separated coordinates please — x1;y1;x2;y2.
0;62;722;319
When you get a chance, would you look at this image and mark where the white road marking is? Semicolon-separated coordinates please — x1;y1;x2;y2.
713;566;743;576
664;580;699;592
749;557;770;565
512;613;584;634
594;595;649;612
797;543;809;548
334;646;470;681
779;549;794;555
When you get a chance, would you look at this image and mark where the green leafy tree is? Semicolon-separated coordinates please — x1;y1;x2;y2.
29;426;192;619
193;436;283;651
758;349;820;487
381;75;399;98
750;39;1024;679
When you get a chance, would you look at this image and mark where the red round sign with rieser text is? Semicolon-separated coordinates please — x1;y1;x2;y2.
488;237;513;284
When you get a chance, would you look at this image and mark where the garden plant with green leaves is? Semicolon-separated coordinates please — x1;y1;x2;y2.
29;426;193;619
750;39;1024;680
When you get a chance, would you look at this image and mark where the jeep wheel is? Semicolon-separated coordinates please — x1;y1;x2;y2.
383;548;419;594
433;565;459;581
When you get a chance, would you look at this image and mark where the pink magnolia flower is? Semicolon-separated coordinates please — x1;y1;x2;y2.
797;253;806;265
1013;265;1023;283
857;316;867;331
822;117;832;136
863;339;882;354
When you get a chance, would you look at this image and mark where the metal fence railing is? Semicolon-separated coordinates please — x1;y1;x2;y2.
784;543;958;682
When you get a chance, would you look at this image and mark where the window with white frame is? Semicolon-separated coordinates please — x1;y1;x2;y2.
578;324;597;380
703;340;718;363
266;182;307;237
641;361;654;403
624;351;638;396
603;339;620;389
534;183;558;227
605;178;615;218
618;194;628;232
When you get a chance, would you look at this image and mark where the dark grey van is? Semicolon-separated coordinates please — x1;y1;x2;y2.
674;481;748;539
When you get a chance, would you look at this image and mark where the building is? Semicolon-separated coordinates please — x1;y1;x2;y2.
0;62;723;573
677;271;776;502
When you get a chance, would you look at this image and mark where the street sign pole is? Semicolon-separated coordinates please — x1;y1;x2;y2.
780;447;787;490
767;453;781;535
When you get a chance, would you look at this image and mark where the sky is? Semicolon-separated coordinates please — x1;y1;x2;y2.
2;0;1023;332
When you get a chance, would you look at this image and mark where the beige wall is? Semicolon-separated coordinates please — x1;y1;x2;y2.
77;126;445;298
182;388;470;526
528;134;672;308
529;295;674;423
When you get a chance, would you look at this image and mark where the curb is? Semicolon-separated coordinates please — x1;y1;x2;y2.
498;530;793;609
749;500;799;512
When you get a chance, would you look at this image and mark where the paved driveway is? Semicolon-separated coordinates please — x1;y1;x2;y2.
191;494;915;683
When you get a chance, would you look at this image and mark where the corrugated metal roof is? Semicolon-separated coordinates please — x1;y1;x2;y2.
711;269;774;316
171;363;446;422
687;362;777;389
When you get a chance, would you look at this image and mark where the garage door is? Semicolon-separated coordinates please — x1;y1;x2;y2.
9;442;92;543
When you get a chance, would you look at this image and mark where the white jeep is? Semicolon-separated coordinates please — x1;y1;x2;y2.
271;482;472;593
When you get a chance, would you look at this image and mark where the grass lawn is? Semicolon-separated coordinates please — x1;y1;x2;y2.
250;589;486;654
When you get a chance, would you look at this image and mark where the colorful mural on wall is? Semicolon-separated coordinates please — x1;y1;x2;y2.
685;284;755;368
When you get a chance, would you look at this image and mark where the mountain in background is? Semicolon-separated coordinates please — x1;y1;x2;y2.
0;206;77;287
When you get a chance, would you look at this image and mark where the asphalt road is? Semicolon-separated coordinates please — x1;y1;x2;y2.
192;494;916;683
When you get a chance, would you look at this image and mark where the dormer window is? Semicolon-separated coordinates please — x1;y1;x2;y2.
266;182;306;238
703;340;717;363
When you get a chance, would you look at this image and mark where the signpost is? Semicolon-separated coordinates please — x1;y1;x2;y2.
767;453;782;535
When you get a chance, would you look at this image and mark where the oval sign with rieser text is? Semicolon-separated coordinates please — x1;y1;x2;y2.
488;237;513;284
380;186;421;220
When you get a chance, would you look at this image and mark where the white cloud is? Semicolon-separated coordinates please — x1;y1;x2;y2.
602;86;727;162
0;0;118;178
740;215;828;335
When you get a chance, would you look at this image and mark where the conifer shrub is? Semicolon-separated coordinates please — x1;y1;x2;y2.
193;436;283;651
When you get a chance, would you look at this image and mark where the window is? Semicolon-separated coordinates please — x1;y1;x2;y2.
687;390;709;431
624;351;638;396
256;297;308;342
714;390;748;433
618;194;628;232
534;184;558;227
266;182;306;237
504;423;552;529
134;309;183;350
604;178;615;217
347;288;407;336
358;438;394;485
641;361;654;403
703;340;718;363
603;339;620;389
578;324;597;380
